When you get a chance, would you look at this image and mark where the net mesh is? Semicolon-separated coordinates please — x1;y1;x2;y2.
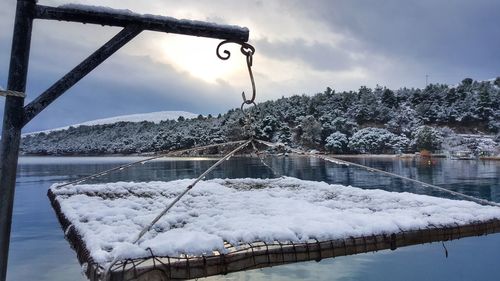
48;188;500;281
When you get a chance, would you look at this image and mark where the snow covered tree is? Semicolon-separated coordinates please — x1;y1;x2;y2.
489;118;500;133
348;127;405;154
494;133;500;143
325;132;348;153
275;126;292;144
390;134;410;153
462;78;473;86
385;105;421;136
293;115;322;147
410;125;443;152
256;115;279;140
381;88;397;108
330;117;358;136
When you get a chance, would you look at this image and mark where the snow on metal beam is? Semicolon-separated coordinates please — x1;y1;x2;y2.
35;4;249;42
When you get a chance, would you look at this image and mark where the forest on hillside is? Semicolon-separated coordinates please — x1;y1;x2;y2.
21;78;500;155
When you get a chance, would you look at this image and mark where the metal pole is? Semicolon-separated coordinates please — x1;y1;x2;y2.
23;25;143;125
0;1;35;280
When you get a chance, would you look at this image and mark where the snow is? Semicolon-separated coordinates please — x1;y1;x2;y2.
25;111;198;135
60;4;136;16
50;177;500;265
58;4;249;33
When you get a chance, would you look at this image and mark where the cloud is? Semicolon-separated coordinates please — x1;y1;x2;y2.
1;2;248;132
256;38;357;72
297;0;500;77
1;0;498;132
1;26;243;132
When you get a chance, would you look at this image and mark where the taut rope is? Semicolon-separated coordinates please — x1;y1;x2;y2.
0;89;26;98
254;139;500;208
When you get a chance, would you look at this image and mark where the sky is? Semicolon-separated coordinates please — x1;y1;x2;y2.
0;0;499;132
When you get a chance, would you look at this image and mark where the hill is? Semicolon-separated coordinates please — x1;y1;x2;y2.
21;78;500;155
24;111;198;135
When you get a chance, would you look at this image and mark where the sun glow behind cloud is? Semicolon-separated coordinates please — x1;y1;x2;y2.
2;0;498;132
158;36;244;84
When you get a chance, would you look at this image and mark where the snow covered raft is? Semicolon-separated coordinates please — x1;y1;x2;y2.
48;177;500;281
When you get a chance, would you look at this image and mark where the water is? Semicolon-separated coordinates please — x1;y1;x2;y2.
7;156;500;281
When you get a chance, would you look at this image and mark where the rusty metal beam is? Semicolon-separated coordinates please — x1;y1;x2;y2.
23;25;143;126
35;4;249;42
0;1;35;280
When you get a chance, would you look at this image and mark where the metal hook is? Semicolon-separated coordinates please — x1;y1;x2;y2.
216;40;256;105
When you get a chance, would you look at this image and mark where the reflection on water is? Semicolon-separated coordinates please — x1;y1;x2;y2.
8;156;500;281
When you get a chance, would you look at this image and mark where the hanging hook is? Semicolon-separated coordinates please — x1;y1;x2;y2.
216;40;256;109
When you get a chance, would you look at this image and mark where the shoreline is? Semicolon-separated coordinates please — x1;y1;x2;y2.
19;153;500;161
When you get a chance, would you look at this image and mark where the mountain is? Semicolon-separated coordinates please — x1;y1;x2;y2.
25;111;199;135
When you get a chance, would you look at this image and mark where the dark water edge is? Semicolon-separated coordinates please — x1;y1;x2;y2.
7;156;500;281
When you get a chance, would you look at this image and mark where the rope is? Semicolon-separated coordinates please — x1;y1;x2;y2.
132;139;252;243
55;140;249;188
251;140;281;177
254;139;500;208
0;89;26;98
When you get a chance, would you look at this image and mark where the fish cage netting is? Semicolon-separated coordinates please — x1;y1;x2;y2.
48;175;500;281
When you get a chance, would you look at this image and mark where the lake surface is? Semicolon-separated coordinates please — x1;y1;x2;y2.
7;156;500;281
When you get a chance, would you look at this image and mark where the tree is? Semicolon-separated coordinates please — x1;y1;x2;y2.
276;126;292;144
489;117;500;133
385;105;421;136
295;115;322;147
381;88;397;108
324;86;334;96
352;86;378;123
410;125;442;151
348;127;406;154
462;78;473;86
325;132;348;153
257;115;278;140
330;117;358;136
